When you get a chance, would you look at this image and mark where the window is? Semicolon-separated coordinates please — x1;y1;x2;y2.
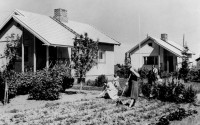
98;51;106;63
144;56;158;65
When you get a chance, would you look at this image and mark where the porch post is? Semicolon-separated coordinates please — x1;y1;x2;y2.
68;47;71;63
22;27;24;73
33;36;36;72
167;58;169;73
46;46;49;69
158;46;161;71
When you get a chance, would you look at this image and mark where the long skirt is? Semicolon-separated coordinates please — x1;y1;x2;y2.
128;80;138;100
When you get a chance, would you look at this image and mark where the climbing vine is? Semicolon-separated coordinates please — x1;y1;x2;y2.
4;33;21;71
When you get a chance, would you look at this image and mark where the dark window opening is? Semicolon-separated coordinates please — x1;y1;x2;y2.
144;56;158;65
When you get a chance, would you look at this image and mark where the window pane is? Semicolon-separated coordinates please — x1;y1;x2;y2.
99;52;103;59
147;57;154;65
98;51;105;63
144;56;158;65
144;57;147;65
155;56;158;65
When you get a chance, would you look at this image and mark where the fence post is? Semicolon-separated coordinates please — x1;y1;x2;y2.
4;78;8;105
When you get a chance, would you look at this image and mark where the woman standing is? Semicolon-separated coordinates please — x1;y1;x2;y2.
126;65;140;107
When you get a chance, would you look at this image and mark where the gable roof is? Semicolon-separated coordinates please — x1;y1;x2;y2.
127;36;193;57
0;9;120;47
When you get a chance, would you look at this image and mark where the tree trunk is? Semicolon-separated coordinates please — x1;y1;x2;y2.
80;76;83;91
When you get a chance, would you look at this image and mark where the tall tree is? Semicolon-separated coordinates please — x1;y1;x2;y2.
71;33;98;90
179;45;190;82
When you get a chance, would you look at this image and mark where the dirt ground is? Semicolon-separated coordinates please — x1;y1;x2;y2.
0;89;200;125
0;89;99;113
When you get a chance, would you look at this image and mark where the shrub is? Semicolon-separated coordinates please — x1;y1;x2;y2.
141;78;197;103
183;85;197;103
141;83;151;97
29;69;62;100
50;65;74;91
86;79;96;86
0;70;18;103
156;108;197;125
138;68;149;79
16;72;34;95
95;75;108;87
187;68;200;82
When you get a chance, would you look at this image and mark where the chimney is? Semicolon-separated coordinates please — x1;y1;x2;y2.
161;33;168;41
53;8;68;23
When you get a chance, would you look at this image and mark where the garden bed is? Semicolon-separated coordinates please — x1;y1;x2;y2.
0;89;199;125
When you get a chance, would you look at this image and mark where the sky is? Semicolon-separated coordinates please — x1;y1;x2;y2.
0;0;200;65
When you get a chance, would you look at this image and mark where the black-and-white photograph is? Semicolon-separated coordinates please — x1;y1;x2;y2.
0;0;200;124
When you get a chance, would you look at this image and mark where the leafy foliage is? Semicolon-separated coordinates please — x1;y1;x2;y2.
4;33;21;71
138;68;149;79
0;70;18;103
29;69;62;100
71;33;98;80
187;68;200;82
16;71;34;95
114;64;130;78
86;79;96;86
95;74;108;87
178;46;190;82
156;108;197;125
50;64;74;91
0;64;73;102
141;79;197;103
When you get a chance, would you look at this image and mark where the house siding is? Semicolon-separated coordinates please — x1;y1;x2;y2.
0;20;22;71
86;43;114;81
0;17;117;81
130;39;178;72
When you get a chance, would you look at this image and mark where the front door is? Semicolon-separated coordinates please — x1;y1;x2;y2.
164;56;174;72
168;56;174;72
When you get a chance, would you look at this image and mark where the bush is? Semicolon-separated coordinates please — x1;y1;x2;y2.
50;65;74;91
156;108;197;125
141;78;197;103
187;68;200;82
16;72;34;95
95;75;108;87
86;79;96;86
183;85;197;103
0;70;18;103
29;69;62;100
138;68;149;79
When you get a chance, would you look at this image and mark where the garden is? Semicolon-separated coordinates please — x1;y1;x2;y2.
0;33;200;124
0;66;200;125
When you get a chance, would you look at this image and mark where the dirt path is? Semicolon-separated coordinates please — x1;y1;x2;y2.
0;89;100;114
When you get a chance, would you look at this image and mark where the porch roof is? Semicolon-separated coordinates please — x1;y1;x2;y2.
12;10;75;47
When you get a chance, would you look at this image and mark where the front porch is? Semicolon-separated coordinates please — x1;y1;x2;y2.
14;28;71;72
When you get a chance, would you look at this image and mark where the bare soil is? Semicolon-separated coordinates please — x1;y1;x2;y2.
0;89;200;125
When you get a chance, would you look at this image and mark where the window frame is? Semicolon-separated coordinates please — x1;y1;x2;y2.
98;50;106;63
144;56;158;65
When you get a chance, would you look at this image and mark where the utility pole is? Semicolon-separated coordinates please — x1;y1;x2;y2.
183;34;185;47
138;14;141;68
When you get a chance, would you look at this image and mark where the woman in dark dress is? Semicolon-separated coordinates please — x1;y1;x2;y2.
126;65;140;107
